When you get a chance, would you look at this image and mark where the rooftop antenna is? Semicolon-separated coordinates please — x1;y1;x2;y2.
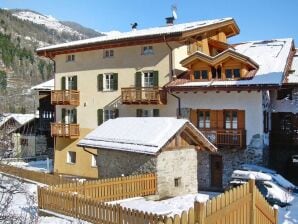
172;5;177;20
165;5;178;26
131;22;138;31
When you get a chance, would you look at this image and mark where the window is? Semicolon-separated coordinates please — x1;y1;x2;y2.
104;109;115;121
91;155;98;167
68;76;76;90
103;49;114;58
197;110;210;129
193;70;208;80
174;177;181;187
143;72;154;87
224;110;238;129
67;151;76;164
225;69;241;79
62;108;77;124
66;54;75;62
61;76;77;90
211;66;222;79
142;46;154;55
104;74;115;91
136;109;159;117
98;109;118;125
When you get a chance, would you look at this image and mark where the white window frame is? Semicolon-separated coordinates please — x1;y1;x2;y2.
66;76;76;90
64;109;76;124
103;49;114;58
66;54;75;62
142;46;154;55
91;155;98;167
103;73;114;91
67;151;76;164
104;109;115;121
142;71;154;87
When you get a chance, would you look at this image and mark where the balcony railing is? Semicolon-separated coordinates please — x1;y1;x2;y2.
121;87;167;104
51;123;80;139
51;90;80;106
200;129;246;149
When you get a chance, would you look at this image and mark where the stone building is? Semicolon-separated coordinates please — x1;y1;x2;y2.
78;117;216;198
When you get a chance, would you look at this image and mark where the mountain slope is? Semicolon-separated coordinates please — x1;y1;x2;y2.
0;8;103;113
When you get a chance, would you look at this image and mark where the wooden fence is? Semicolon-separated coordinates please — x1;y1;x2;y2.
52;173;157;201
0;163;73;185
38;179;278;224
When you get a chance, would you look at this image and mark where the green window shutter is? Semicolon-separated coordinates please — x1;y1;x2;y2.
136;109;142;117
73;76;78;90
97;74;103;91
97;109;103;125
73;109;77;124
135;72;142;88
61;108;66;123
153;109;160;117
153;71;159;87
114;109;119;118
61;77;66;90
113;73;118;90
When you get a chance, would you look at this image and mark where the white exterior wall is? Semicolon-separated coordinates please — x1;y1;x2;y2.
173;91;264;144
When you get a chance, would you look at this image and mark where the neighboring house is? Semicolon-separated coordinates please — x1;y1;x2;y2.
37;17;239;178
166;38;296;188
78;117;216;197
31;79;55;157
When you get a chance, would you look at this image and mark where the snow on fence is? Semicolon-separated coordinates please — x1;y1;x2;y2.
38;179;278;224
52;173;157;201
0;163;73;185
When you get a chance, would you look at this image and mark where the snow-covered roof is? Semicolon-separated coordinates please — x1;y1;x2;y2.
37;18;236;52
31;79;54;91
285;49;298;84
174;38;293;88
0;113;36;130
78;117;216;155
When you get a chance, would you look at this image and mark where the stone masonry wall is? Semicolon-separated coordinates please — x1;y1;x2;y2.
97;149;157;178
197;151;211;190
156;148;198;198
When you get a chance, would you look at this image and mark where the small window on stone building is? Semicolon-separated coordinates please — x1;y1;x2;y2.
174;177;181;187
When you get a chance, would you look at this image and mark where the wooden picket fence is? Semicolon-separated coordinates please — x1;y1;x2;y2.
52;173;157;201
38;179;278;224
0;163;73;185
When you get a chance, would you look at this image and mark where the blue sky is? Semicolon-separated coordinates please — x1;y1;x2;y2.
1;0;298;43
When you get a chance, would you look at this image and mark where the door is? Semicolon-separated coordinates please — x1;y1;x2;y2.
211;154;223;188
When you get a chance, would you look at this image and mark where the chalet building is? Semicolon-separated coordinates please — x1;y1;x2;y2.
36;17;297;188
37;17;239;179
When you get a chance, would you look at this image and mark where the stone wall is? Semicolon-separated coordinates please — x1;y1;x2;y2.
97;149;157;178
156;148;198;198
197;151;211;190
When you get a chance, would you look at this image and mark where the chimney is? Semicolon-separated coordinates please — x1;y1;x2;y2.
131;22;138;31
165;17;175;26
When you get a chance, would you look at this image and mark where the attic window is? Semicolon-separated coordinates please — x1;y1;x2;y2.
103;49;114;58
225;69;241;79
194;70;208;80
142;46;154;55
174;177;181;187
66;54;75;62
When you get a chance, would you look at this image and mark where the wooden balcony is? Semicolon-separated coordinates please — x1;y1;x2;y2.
121;87;167;104
200;129;246;149
51;123;80;139
51;90;80;106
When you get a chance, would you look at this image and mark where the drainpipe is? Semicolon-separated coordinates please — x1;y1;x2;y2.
169;92;181;118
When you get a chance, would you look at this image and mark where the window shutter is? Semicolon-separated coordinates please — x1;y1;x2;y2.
238;110;245;129
153;71;159;87
61;108;66;123
217;110;224;129
73;109;77;124
113;73;118;90
61;77;66;90
97;74;103;91
73;76;78;90
135;72;142;88
189;109;197;127
210;110;218;128
97;109;103;126
153;109;159;117
114;109;119;118
136;109;142;117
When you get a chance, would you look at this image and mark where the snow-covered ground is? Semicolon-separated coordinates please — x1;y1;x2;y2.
8;159;53;173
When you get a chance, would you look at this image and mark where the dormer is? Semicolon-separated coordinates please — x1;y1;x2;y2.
181;49;258;81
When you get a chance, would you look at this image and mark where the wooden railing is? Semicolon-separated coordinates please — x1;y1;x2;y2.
0;163;74;185
37;179;278;224
51;90;80;106
121;87;167;104
51;123;80;139
201;129;246;149
53;173;157;201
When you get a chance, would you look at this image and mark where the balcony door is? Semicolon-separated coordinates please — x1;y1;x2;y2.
62;109;77;124
61;76;77;90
